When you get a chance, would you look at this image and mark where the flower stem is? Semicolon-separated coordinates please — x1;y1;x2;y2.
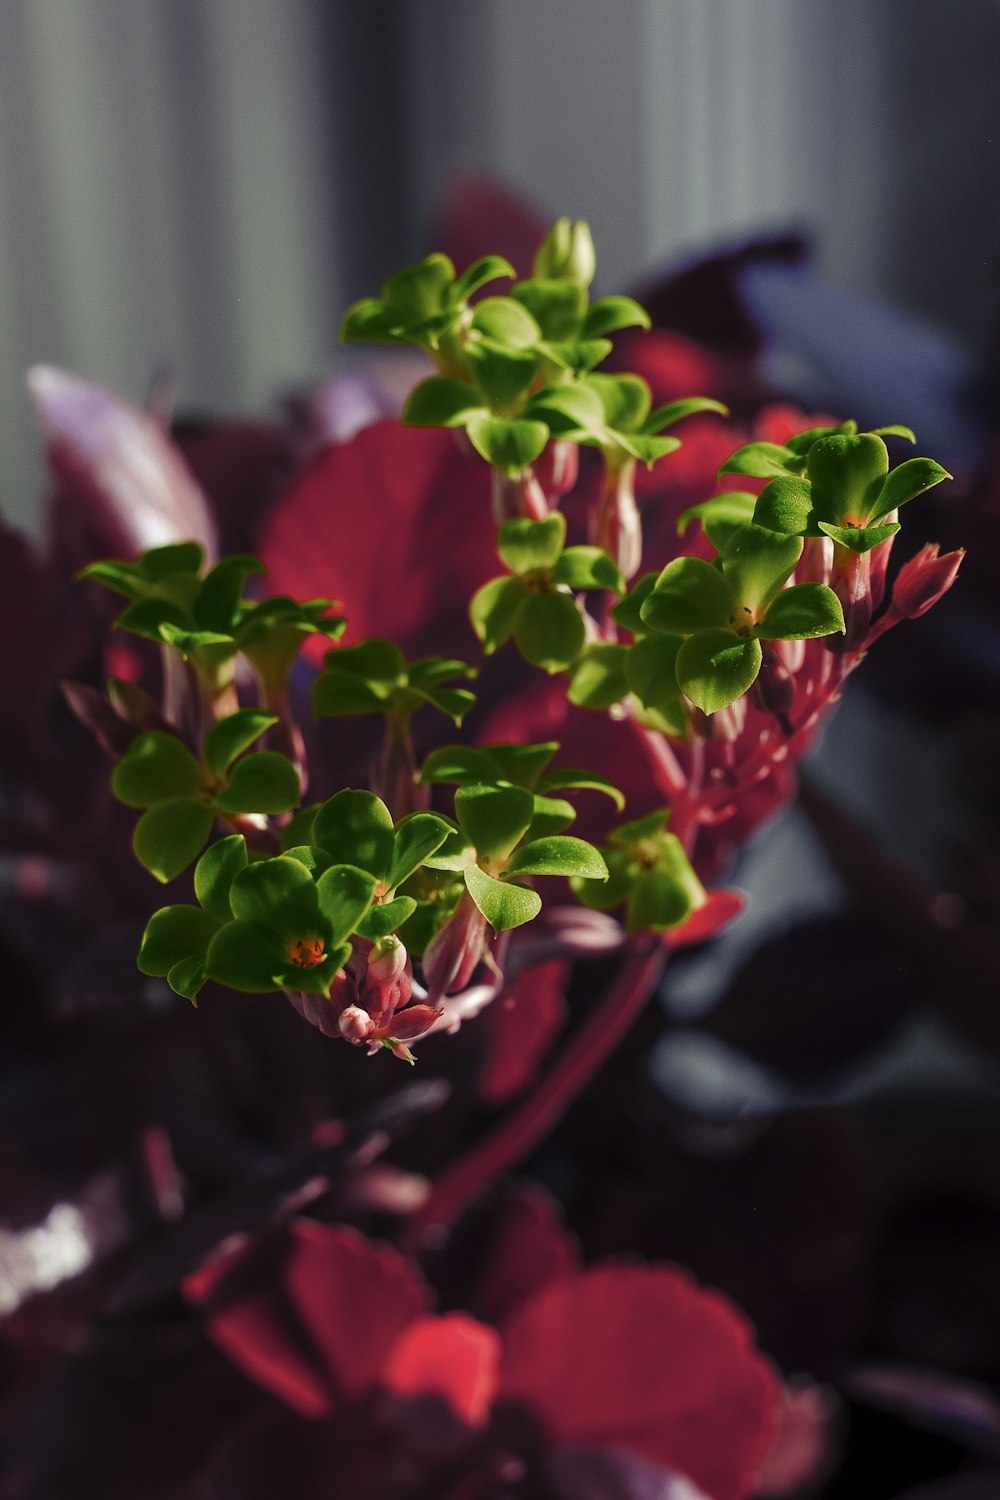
401;938;666;1254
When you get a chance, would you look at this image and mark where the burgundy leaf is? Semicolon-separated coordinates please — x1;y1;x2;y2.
498;1265;777;1500
379;1312;501;1427
433;173;549;282
187;1222;428;1417
464;1183;579;1329
479;959;570;1104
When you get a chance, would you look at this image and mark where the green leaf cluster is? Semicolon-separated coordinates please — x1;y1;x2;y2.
635;523;845;714
312;638;476;726
571;809;706;934
112;712;301;881
138;793;455;1001
80;543;345;684
470;512;622;673
717;423;951;555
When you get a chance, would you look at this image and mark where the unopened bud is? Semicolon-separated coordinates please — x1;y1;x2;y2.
749;641;795;724
891;543;964;620
339;1005;374;1044
589;460;642;580
422;889;489;999
532;218;596;287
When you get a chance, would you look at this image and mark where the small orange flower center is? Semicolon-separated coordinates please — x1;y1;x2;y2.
288;936;326;968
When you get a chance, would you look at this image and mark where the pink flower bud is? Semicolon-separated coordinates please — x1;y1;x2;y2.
360;936;413;1024
422;889;489;1000
338;1005;375;1044
589;460;642;580
891;543;964;619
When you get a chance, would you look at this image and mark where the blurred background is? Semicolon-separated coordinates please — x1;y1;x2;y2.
2;0;999;528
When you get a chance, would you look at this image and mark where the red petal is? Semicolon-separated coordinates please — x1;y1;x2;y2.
479;960;570;1105
497;1264;778;1500
186;1221;428;1417
28;366;216;565
668;890;746;949
260;422;497;658
380;1313;501;1428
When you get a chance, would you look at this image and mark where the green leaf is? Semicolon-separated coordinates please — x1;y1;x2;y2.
552;546;625;595
677;492;757;550
588;373;652;434
312;789;395;878
643;397;729;433
567;642;630;709
78;559;146;598
194;834;249;921
625;634;686;721
721;523;803;612
510;278;587;340
756;583;845;640
469;575;527;653
113;731;204;808
640;557;735;634
611;808;671;847
157;622;236;657
203;710;278;778
536;337;613;375
388;813;452;888
627;867;695;933
471;296;541;348
506;836;608;880
464;864;542;933
539;768;625;810
571;849;632;912
752;477;816;537
282;845;334;876
497;512;567;575
213;752;300;815
325;637;406;682
229;854;317;933
312;672;390;717
525;794;576;839
523;381;606;439
452;255;515;302
467;342;539;409
340;298;405;346
807;433;888;524
357;896;418;941
868;457;951;521
514;591;586;672
583;296;651;338
205;920;287;993
784;423;854;455
675;630;762;715
466;414;549;475
486;742;559;786
195;555;265;631
422;823;476;872
420;745;501;785
718;442;796;480
455;783;534;863
382;253;454;324
166;955;207;1003
611;574;658;637
140;542;205;579
614;433;682;467
133;797;215;883
869;424;916;443
315;864;377;941
138;904;220;976
816;521;901;553
403;376;484;428
414;685;477;725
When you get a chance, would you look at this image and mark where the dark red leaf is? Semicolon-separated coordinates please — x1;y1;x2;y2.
464;1183;579;1329
261;422;497;658
432;173;549;282
186;1222;428;1417
497;1264;777;1500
